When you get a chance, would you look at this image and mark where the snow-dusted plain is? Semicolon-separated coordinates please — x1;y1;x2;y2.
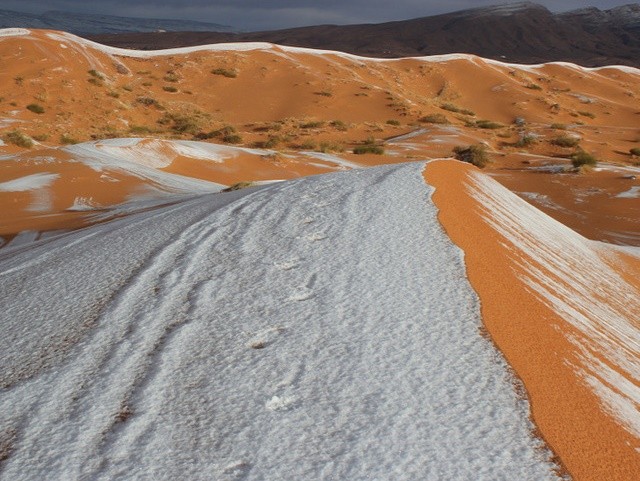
0;163;559;480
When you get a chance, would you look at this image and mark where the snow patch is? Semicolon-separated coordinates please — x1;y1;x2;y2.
0;172;58;192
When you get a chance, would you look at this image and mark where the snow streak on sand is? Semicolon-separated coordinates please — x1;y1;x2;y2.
0;173;58;192
0;163;558;480
467;170;640;440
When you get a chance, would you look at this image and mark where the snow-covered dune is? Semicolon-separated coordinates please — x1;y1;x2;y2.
0;162;560;480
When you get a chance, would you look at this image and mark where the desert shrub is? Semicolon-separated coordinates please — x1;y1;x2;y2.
353;137;384;155
122;85;134;92
222;181;253;192
129;125;153;134
299;140;317;150
158;113;203;134
386;119;401;126
222;134;242;144
60;134;79;145
550;135;580;148
550;123;567;130
88;77;103;86
88;69;105;79
330;120;348;131
578;111;596;119
571;150;597;168
142;82;152;87
136;96;159;107
162;86;178;93
3;130;33;148
163;73;179;82
475;120;504;129
32;133;49;142
263;136;281;148
525;83;542;90
211;68;237;78
419;113;449;124
440;103;475;116
319;141;344;153
300;121;325;129
630;147;640;156
26;103;45;114
453;144;490;168
14;76;23;86
314;91;332;97
107;91;120;98
515;135;537;147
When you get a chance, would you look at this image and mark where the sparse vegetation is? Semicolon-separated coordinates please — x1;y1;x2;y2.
630;147;640;156
223;181;254;192
314;91;333;97
3;130;33;148
88;70;105;80
318;141;344;153
163;72;179;83
550;123;567;130
107;91;120;98
211;68;237;78
14;76;24;86
419;113;449;124
515;135;537;147
453;144;490;168
26;103;45;114
440;103;475;116
136;96;160;108
31;133;49;142
578;111;596;119
525;83;542;90
60;134;80;145
330;120;348;131
162;86;178;93
475;120;504;129
571;150;597;168
353;137;384;155
129;125;154;135
386;119;401;126
300;121;325;129
158;112;207;135
88;77;103;86
550;135;580;148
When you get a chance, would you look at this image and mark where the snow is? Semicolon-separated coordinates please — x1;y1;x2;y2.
0;162;559;480
467;170;640;441
0;172;58;192
36;29;639;76
0;28;30;37
616;186;640;198
299;151;362;170
64;139;225;193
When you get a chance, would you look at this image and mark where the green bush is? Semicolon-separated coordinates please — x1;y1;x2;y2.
550;135;580;148
26;103;45;114
211;68;237;78
453;144;490;168
353;137;384;155
571;150;597;168
419;113;449;124
60;134;79;145
440;103;475;116
515;135;537;147
3;130;33;148
475;120;504;129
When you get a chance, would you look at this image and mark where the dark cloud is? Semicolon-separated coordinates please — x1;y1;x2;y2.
1;1;635;30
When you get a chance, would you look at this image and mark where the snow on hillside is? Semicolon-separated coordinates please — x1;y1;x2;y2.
467;170;640;439
0;163;559;480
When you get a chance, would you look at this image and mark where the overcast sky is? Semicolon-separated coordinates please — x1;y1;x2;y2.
2;1;636;30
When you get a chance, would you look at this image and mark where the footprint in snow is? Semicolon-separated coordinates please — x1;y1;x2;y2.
288;286;314;301
275;259;299;271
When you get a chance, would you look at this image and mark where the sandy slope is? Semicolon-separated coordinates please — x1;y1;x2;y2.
425;160;640;481
0;28;638;247
0;163;560;480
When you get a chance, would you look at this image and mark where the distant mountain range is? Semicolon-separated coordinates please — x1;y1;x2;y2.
0;9;234;34
83;1;640;67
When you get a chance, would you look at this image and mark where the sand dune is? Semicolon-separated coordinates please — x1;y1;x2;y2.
0;29;639;479
1;28;638;245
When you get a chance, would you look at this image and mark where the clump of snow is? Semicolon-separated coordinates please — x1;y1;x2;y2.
0;162;560;480
0;172;59;192
66;196;102;211
616;186;640;198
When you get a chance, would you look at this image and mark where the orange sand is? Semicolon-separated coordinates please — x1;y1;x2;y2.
424;159;640;481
